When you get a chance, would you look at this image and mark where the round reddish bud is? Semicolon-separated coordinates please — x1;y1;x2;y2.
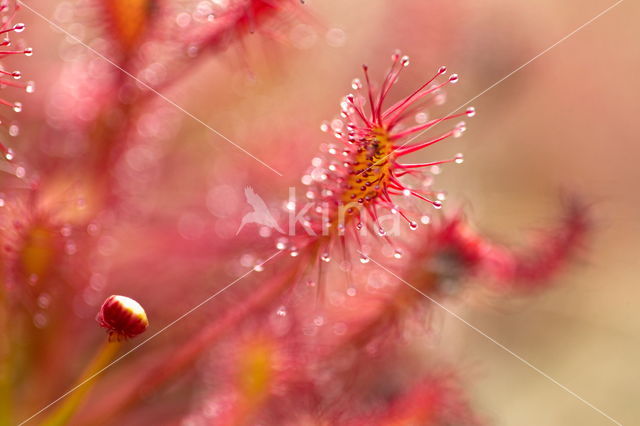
96;295;149;341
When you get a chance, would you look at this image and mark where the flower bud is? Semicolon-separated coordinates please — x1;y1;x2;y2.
96;295;149;340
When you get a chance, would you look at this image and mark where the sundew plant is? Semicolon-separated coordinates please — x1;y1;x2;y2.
0;1;605;425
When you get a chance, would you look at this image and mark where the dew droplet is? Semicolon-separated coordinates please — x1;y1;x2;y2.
259;226;272;238
420;215;431;225
13;23;25;32
453;121;467;138
313;316;324;326
400;55;410;67
325;27;346;47
4;149;13;160
359;254;369;264
320;252;331;262
253;262;264;272
65;241;77;255
13;102;22;113
393;249;403;259
433;200;443;209
276;306;287;317
331;118;344;132
346;287;357;296
186;44;199;57
409;221;418;230
37;293;51;309
25;81;35;93
415;111;428;124
60;224;72;237
455;153;464;164
438;65;447;74
23;47;33;56
33;312;48;328
11;71;20;80
377;227;386;237
87;223;100;236
351;78;362;90
290;247;299;257
448;73;459;84
466;106;476;117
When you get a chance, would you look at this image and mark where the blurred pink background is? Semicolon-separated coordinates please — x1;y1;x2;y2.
14;0;639;424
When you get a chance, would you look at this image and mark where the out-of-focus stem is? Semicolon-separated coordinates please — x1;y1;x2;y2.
0;292;11;426
40;340;121;426
0;358;10;426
